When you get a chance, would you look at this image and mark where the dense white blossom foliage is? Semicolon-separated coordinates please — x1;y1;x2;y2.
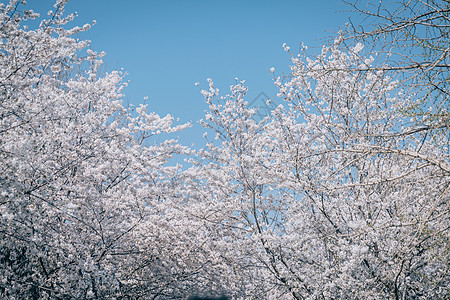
191;40;449;299
0;1;229;298
0;0;448;299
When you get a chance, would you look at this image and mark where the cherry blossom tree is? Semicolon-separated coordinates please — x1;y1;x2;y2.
343;0;449;132
192;39;449;299
0;1;228;298
188;2;449;298
1;0;448;299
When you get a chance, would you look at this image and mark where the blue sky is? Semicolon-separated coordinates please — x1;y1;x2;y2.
32;0;351;146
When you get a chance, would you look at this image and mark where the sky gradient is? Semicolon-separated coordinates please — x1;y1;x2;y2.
32;0;352;146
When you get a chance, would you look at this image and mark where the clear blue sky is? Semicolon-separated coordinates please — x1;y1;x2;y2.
31;0;351;146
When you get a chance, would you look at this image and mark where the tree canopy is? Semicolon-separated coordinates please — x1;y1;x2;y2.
0;0;448;299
